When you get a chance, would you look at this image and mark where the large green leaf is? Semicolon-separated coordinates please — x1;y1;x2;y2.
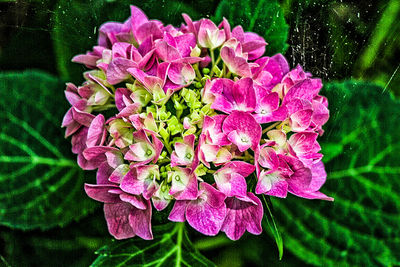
214;0;289;55
273;81;400;266
0;70;97;230
91;223;215;266
52;0;202;83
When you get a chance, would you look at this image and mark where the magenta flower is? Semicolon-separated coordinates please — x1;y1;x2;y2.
124;130;163;165
169;182;226;236
84;163;153;240
120;165;159;200
222;111;262;152
221;192;263;240
171;134;196;167
197;19;226;49
214;161;255;198
63;5;332;242
220;38;252;77
211;77;257;113
168;167;198;200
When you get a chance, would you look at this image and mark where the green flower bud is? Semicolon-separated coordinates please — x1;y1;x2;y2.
195;82;203;88
202;68;210;74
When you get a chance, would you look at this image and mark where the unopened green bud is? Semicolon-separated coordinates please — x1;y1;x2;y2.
195;82;202;88
202;68;210;74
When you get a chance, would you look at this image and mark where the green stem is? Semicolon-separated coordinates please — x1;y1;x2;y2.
193;63;202;81
210;52;221;77
221;63;227;78
262;195;283;260
175;223;184;267
210;49;215;66
262;122;280;134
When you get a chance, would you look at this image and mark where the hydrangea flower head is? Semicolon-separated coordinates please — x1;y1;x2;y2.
63;5;332;241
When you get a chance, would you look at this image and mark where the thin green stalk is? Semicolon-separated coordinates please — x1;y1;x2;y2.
193;63;202;81
262;122;280;134
262;195;283;260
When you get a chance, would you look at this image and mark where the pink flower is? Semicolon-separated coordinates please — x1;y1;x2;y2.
222;111;262;152
211;78;257;113
253;91;287;124
124;130;163;165
169;182;227;236
221;192;263;240
168;167;198;200
197;19;226;49
231;25;267;60
84;163;153;240
214;161;255;198
120;165;160;200
256;148;333;201
64;4;333;241
220;38;252;77
171;134;196;167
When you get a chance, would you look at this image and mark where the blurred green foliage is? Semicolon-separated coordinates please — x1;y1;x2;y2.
0;71;97;230
0;0;399;266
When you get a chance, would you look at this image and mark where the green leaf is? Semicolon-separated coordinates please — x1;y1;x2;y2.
214;0;289;55
91;223;216;266
0;70;97;230
273;81;400;266
261;195;283;260
52;0;201;83
1;210;109;267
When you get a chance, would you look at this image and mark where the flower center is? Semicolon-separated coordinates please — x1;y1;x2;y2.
175;175;181;181
146;149;153;156
185;152;192;160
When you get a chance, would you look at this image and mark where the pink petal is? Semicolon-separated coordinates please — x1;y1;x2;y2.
186;197;226;236
104;202;136;240
128;199;153;240
120;193;147;210
84;184;120;203
255;171;288;198
221;193;263;240
168;200;189;222
86;114;106;147
96;162;114;185
222;111;262;151
107;58;138;85
220;46;251;77
155;41;181;62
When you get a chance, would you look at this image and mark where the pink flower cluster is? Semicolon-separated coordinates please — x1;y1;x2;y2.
62;5;332;241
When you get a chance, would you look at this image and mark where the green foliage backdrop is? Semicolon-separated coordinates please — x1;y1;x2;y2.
0;0;399;266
